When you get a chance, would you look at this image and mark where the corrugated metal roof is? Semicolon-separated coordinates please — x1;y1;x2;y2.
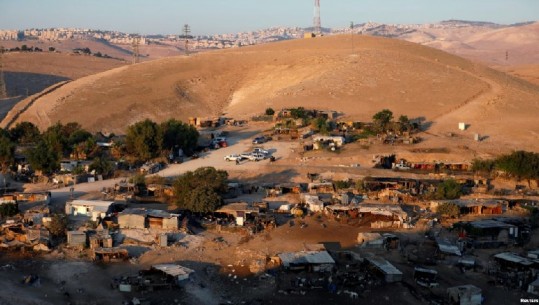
152;264;194;277
436;238;462;256
69;200;114;208
494;252;534;266
278;251;335;266
366;257;403;275
470;219;514;229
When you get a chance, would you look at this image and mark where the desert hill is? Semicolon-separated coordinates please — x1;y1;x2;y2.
4;34;539;151
1;38;185;62
2;51;126;96
410;22;539;66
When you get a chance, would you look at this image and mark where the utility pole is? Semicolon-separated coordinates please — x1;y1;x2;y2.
131;36;140;64
182;24;191;56
0;46;7;99
350;21;354;52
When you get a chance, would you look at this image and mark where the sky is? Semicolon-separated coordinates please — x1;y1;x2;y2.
0;0;538;35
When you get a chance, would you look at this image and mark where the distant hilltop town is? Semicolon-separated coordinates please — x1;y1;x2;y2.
0;27;305;50
0;20;526;51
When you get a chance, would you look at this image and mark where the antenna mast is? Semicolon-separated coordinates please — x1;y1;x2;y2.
314;0;321;35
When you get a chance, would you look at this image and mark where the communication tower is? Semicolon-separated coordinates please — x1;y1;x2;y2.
314;0;321;35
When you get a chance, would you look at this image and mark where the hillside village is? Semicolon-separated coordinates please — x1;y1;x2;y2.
1;3;539;302
0;102;538;305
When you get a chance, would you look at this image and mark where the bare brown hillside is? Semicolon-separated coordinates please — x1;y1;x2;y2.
4;34;539;150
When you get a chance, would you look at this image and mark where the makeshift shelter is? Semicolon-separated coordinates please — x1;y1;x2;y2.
494;252;536;271
118;208;147;229
278;251;335;272
216;202;259;226
301;194;324;213
365;257;403;283
66;231;86;248
436;238;462;257
93;247;129;262
447;285;482;305
528;278;539;296
117;208;179;230
151;264;194;286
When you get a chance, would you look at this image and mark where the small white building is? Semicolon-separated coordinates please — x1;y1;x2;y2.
301;194;324;213
65;200;114;221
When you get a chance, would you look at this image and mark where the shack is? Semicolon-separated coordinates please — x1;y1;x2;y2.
431;199;507;215
66;231;87;248
436;238;462;257
65;200;115;221
301;194;325;213
117;208;147;229
528;278;539;296
278;251;335;272
216;202;259;226
308;182;335;194
88;230;113;249
117;208;179;230
92;247;129;262
151;264;195;286
447;285;482;305
493;252;536;271
365;257;403;283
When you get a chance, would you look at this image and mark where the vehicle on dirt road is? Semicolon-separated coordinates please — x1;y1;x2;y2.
224;154;242;162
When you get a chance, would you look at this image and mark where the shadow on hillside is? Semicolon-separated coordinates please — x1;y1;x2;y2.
4;71;70;97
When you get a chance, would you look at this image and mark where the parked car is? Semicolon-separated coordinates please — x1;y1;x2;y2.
252;147;269;155
250;153;265;161
252;136;266;144
224;154;242;162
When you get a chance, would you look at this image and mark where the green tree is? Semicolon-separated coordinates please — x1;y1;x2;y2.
265;108;275;116
48;47;55;52
27;140;60;175
436;202;459;218
160;119;198;153
471;158;496;175
435;179;462;200
373;109;394;132
290;107;307;119
0;133;15;172
48;214;67;237
9;122;41;144
187;185;222;213
0;202;18;217
173;167;228;212
126;119;162;161
89;156;114;177
496;151;539;186
398;115;411;132
312;117;331;135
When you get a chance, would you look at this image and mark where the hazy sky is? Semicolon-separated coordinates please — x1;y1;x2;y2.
0;0;537;35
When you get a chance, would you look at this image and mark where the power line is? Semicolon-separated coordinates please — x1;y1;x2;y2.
131;36;140;64
181;24;191;56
